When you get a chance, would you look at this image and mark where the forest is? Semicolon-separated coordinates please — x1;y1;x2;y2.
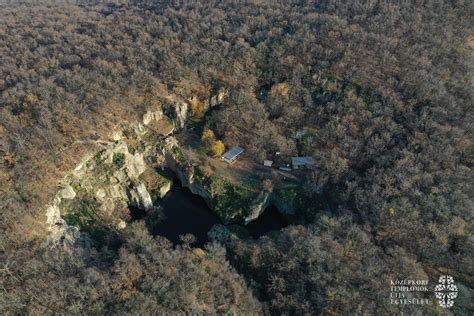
0;0;472;314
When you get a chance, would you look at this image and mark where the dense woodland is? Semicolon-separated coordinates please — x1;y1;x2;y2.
0;1;473;314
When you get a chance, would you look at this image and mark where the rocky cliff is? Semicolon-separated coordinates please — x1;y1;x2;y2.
45;89;295;247
45;104;176;247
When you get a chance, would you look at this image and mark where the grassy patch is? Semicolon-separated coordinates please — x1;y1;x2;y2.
62;198;113;246
195;170;260;221
62;197;102;232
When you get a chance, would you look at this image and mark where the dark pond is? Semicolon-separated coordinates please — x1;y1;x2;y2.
245;205;288;239
152;185;221;247
131;174;288;247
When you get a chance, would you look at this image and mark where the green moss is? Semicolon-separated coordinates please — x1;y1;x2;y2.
195;174;259;222
276;187;308;210
171;145;184;163
62;198;102;232
94;151;103;165
112;152;126;168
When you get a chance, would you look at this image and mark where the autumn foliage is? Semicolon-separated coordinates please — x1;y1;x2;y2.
211;140;225;157
0;1;472;315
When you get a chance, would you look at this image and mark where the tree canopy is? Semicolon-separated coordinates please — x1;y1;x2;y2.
0;1;472;314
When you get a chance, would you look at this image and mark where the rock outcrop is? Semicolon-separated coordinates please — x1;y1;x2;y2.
46;188;90;249
243;191;273;225
164;99;188;129
45;116;174;247
45;89;296;248
127;181;154;210
208;88;228;107
143;106;164;126
162;137;213;203
243;191;296;225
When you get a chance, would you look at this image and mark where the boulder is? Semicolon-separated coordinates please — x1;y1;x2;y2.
58;184;76;200
95;188;107;200
111;130;123;141
243;191;272;225
46;220;81;250
127;182;153;210
46;204;61;226
143;107;164;125
159;180;172;198
209;88;228;107
116;220;127;230
139;168;172;202
174;101;188;129
125;152;147;178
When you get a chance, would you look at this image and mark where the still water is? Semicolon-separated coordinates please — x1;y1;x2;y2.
132;177;287;247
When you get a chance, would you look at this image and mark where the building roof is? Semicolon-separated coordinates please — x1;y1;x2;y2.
222;146;244;162
263;160;273;167
291;156;314;166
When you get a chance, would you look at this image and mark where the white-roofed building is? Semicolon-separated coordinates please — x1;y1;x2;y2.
291;157;314;169
222;146;244;164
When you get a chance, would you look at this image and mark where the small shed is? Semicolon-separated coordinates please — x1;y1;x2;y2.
263;160;273;167
222;146;244;164
291;156;314;169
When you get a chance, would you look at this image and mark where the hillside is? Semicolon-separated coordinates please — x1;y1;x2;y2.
0;1;472;314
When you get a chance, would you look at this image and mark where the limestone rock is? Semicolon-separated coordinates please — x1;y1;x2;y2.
139;168;172;202
58;184;76;200
244;191;272;225
106;184;126;200
127;182;153;210
113;170;128;185
159;180;172;198
126;152;147;178
116;220;127;230
209;88;228;107
111;130;123;141
105;142;129;164
174;101;188;129
46;204;61;226
143;107;164;125
133;123;147;137
95;188;106;200
46;220;81;249
165;154;212;203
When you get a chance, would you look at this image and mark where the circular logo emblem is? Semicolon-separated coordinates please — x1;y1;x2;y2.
434;275;458;308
